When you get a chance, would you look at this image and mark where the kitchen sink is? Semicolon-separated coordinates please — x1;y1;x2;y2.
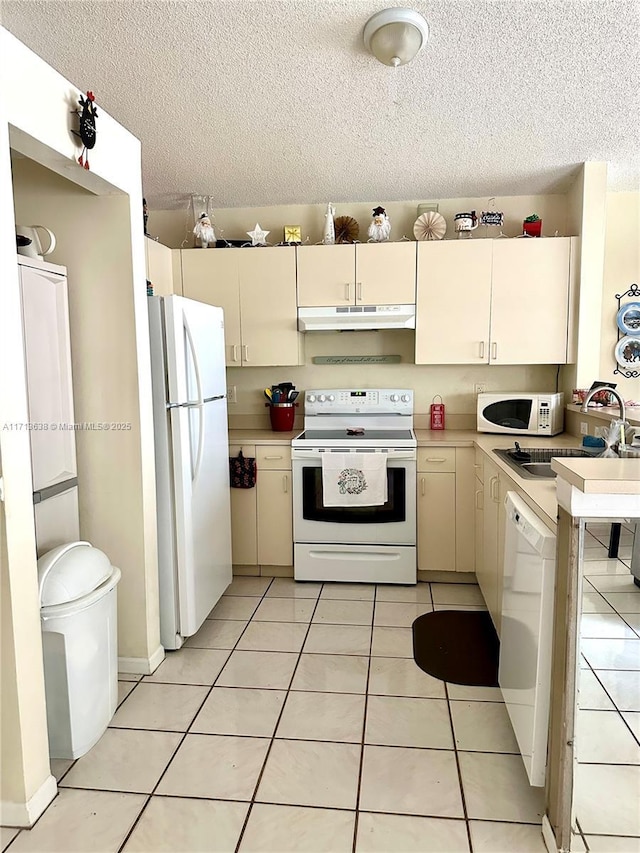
493;446;594;479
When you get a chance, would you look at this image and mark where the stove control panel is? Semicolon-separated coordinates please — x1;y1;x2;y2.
305;389;413;415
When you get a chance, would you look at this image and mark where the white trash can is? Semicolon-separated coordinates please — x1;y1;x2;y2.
38;541;121;759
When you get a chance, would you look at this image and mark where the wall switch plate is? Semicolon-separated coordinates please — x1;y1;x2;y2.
475;383;486;395
227;386;237;404
580;422;589;435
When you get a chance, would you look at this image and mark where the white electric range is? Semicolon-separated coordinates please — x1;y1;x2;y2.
291;389;417;584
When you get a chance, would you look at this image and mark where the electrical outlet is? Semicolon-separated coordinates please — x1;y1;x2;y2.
580;422;589;435
227;386;237;404
474;383;486;395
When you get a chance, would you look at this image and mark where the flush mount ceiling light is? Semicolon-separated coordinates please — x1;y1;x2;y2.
363;7;429;67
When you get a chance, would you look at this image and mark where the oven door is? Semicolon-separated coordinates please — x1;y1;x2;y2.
292;449;416;546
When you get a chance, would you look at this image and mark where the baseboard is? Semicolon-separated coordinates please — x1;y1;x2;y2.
418;570;477;584
118;644;165;675
542;815;559;853
0;773;57;828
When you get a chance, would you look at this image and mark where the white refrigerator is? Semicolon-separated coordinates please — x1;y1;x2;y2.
148;295;232;650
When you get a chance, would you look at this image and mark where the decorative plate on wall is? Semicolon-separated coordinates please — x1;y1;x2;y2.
614;335;640;368
413;211;447;241
616;301;640;335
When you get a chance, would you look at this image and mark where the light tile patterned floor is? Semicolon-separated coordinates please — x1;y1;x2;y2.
2;577;549;853
574;522;640;852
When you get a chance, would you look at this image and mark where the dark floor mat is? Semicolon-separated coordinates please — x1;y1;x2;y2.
412;610;500;687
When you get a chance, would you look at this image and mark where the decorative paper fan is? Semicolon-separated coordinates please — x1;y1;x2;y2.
413;211;447;241
334;216;359;244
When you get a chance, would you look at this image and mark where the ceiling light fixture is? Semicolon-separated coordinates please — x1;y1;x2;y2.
363;7;429;67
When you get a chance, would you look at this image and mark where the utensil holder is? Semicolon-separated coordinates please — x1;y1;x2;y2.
267;402;297;431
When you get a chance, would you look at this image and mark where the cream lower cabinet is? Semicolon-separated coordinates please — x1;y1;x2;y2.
416;237;572;364
476;455;513;634
256;446;293;568
229;444;258;567
181;247;302;366
417;447;475;573
296;242;416;307
229;444;292;573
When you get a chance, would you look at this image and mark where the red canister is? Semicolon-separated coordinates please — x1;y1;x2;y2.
430;395;445;430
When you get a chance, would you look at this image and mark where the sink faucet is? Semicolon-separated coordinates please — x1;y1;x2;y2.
581;387;626;425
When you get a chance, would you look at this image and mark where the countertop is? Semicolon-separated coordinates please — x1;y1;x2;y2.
551;457;640;495
566;403;640;427
229;427;605;531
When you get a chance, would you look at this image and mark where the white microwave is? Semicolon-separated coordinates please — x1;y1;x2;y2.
477;392;565;435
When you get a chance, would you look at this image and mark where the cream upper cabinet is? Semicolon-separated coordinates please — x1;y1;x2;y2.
181;247;302;366
415;238;572;365
238;248;301;367
355;242;416;305
296;242;416;307
490;238;571;364
145;237;174;296
296;245;355;306
415;241;492;364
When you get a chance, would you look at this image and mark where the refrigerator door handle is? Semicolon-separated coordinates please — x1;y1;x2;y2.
184;314;204;406
192;403;205;484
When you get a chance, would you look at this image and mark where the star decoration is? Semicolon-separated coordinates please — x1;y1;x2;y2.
247;223;270;246
372;206;386;216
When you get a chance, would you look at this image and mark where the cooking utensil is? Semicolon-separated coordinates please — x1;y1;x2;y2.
263;388;272;401
288;390;299;402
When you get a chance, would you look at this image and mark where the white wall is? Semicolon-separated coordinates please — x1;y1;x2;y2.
600;192;640;399
0;26;160;826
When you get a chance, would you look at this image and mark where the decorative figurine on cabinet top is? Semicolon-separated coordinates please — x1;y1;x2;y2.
323;204;336;245
284;225;302;244
367;206;391;242
193;212;216;248
523;214;542;237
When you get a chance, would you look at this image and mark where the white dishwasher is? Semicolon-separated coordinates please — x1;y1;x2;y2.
499;491;556;787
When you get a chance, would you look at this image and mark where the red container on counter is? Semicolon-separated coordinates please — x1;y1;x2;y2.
268;402;296;432
430;395;445;430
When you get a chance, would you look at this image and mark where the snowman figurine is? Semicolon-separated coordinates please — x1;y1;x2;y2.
368;206;391;242
193;212;216;248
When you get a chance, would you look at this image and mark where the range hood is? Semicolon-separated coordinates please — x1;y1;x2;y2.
298;304;416;331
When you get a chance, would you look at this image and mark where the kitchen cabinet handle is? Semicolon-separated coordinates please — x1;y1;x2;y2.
426;457;446;463
243;345;249;362
475;488;483;510
345;283;351;302
491;342;497;361
357;281;363;301
490;476;499;503
474;463;482;469
420;477;425;496
283;475;289;494
232;345;239;363
479;341;485;359
264;455;284;460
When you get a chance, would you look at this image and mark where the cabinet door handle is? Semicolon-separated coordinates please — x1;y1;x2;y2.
357;281;363;301
264;455;284;460
420;477;425;496
283;474;289;494
232;345;239;363
479;341;485;359
475;488;483;510
243;345;249;362
426;457;446;463
490;476;499;503
345;283;351;302
491;342;497;361
474;463;482;469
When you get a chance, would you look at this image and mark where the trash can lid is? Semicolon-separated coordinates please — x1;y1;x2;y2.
38;541;114;607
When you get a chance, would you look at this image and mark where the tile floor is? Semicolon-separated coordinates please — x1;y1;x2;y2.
1;579;548;853
573;522;640;853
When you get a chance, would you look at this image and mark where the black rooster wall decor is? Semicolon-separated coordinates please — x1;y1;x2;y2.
72;91;98;170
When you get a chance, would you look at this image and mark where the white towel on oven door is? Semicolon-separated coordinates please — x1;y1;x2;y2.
321;452;388;507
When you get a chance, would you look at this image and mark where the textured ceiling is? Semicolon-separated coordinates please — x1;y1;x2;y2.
3;1;640;209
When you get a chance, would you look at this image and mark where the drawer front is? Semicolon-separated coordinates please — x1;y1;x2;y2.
256;445;292;470
417;447;456;473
